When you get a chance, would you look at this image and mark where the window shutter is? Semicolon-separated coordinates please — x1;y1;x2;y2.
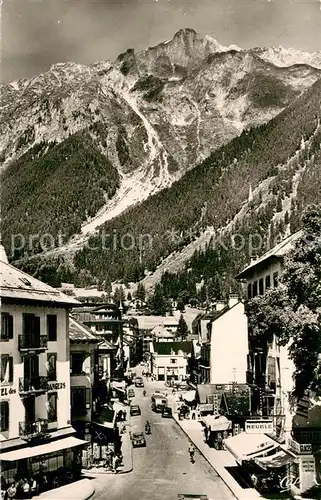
9;357;13;383
8;315;13;339
86;388;91;409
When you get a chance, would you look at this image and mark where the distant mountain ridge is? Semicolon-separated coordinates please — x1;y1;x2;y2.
1;29;321;285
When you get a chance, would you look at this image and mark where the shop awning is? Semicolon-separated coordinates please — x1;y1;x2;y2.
183;391;196;402
202;415;232;432
0;436;87;462
254;449;296;470
94;408;115;428
223;432;279;464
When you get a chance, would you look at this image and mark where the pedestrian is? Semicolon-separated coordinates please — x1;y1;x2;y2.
188;443;195;463
6;482;17;500
21;479;30;499
30;477;38;497
112;454;118;473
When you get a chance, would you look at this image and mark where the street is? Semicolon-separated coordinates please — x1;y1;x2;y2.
91;373;235;500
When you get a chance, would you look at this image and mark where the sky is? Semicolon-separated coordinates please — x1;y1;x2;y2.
2;0;321;83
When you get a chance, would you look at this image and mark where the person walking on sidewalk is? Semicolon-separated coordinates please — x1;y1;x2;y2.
188;443;195;463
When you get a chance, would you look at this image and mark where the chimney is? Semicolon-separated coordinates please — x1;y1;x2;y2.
0;243;8;264
215;301;226;311
228;294;239;308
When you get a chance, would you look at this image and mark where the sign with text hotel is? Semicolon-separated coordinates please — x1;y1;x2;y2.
245;419;274;434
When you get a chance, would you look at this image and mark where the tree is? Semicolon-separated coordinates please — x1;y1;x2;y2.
246;204;321;398
176;314;189;340
135;282;146;302
149;283;168;316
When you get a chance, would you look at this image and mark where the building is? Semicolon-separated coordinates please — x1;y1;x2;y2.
150;341;193;382
0;247;87;487
209;297;248;385
72;303;124;378
150;325;175;343
69;317;101;440
235;232;301;427
136;315;179;334
236;230;319;495
195;297;248;386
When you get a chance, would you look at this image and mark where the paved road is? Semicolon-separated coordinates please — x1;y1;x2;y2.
91;373;235;500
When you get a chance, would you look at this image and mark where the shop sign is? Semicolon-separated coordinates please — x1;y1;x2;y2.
1;387;16;396
301;456;315;473
289;438;312;455
199;404;213;412
245;419;273;433
48;382;66;390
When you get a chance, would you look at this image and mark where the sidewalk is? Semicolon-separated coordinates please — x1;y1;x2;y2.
174;415;261;500
34;478;94;500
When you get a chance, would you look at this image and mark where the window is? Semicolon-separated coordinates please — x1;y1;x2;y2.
259;278;264;295
47;315;57;341
0;402;9;432
265;275;271;289
273;272;279;288
46;354;57;381
1;313;13;340
247;283;252;300
71;353;85;375
0;356;13;383
252;281;258;297
71;387;87;414
47;393;57;422
23;314;40;336
170;358;177;364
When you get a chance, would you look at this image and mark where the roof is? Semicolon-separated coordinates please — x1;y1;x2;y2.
151;325;175;338
235;230;303;280
0;259;79;306
69;317;101;343
136;315;179;330
153;341;193;356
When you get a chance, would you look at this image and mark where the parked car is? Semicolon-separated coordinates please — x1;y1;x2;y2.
162;406;173;418
128;389;135;398
132;431;146;447
130;404;141;416
134;377;144;387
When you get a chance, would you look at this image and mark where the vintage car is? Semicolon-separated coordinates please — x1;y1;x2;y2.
132;431;146;447
130;404;141;416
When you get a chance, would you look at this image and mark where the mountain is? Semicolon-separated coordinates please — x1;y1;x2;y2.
251;46;321;70
1;29;321;290
14;78;321;297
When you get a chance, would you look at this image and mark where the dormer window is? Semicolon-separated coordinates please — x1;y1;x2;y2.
19;277;31;286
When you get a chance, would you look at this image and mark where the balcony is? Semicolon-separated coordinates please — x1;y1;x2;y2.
19;420;48;440
19;376;48;395
18;335;48;352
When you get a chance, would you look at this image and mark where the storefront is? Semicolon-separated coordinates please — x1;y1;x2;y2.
223;432;298;493
0;435;87;487
202;415;232;449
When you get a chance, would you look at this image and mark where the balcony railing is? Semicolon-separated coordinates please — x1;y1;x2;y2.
19;376;48;394
19;420;48;439
18;335;48;351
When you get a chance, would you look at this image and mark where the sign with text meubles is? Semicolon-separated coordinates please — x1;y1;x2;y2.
245;419;274;433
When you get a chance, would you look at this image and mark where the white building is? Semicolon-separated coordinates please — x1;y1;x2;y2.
150;325;175;343
150;341;193;382
209;297;248;385
0;248;87;486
